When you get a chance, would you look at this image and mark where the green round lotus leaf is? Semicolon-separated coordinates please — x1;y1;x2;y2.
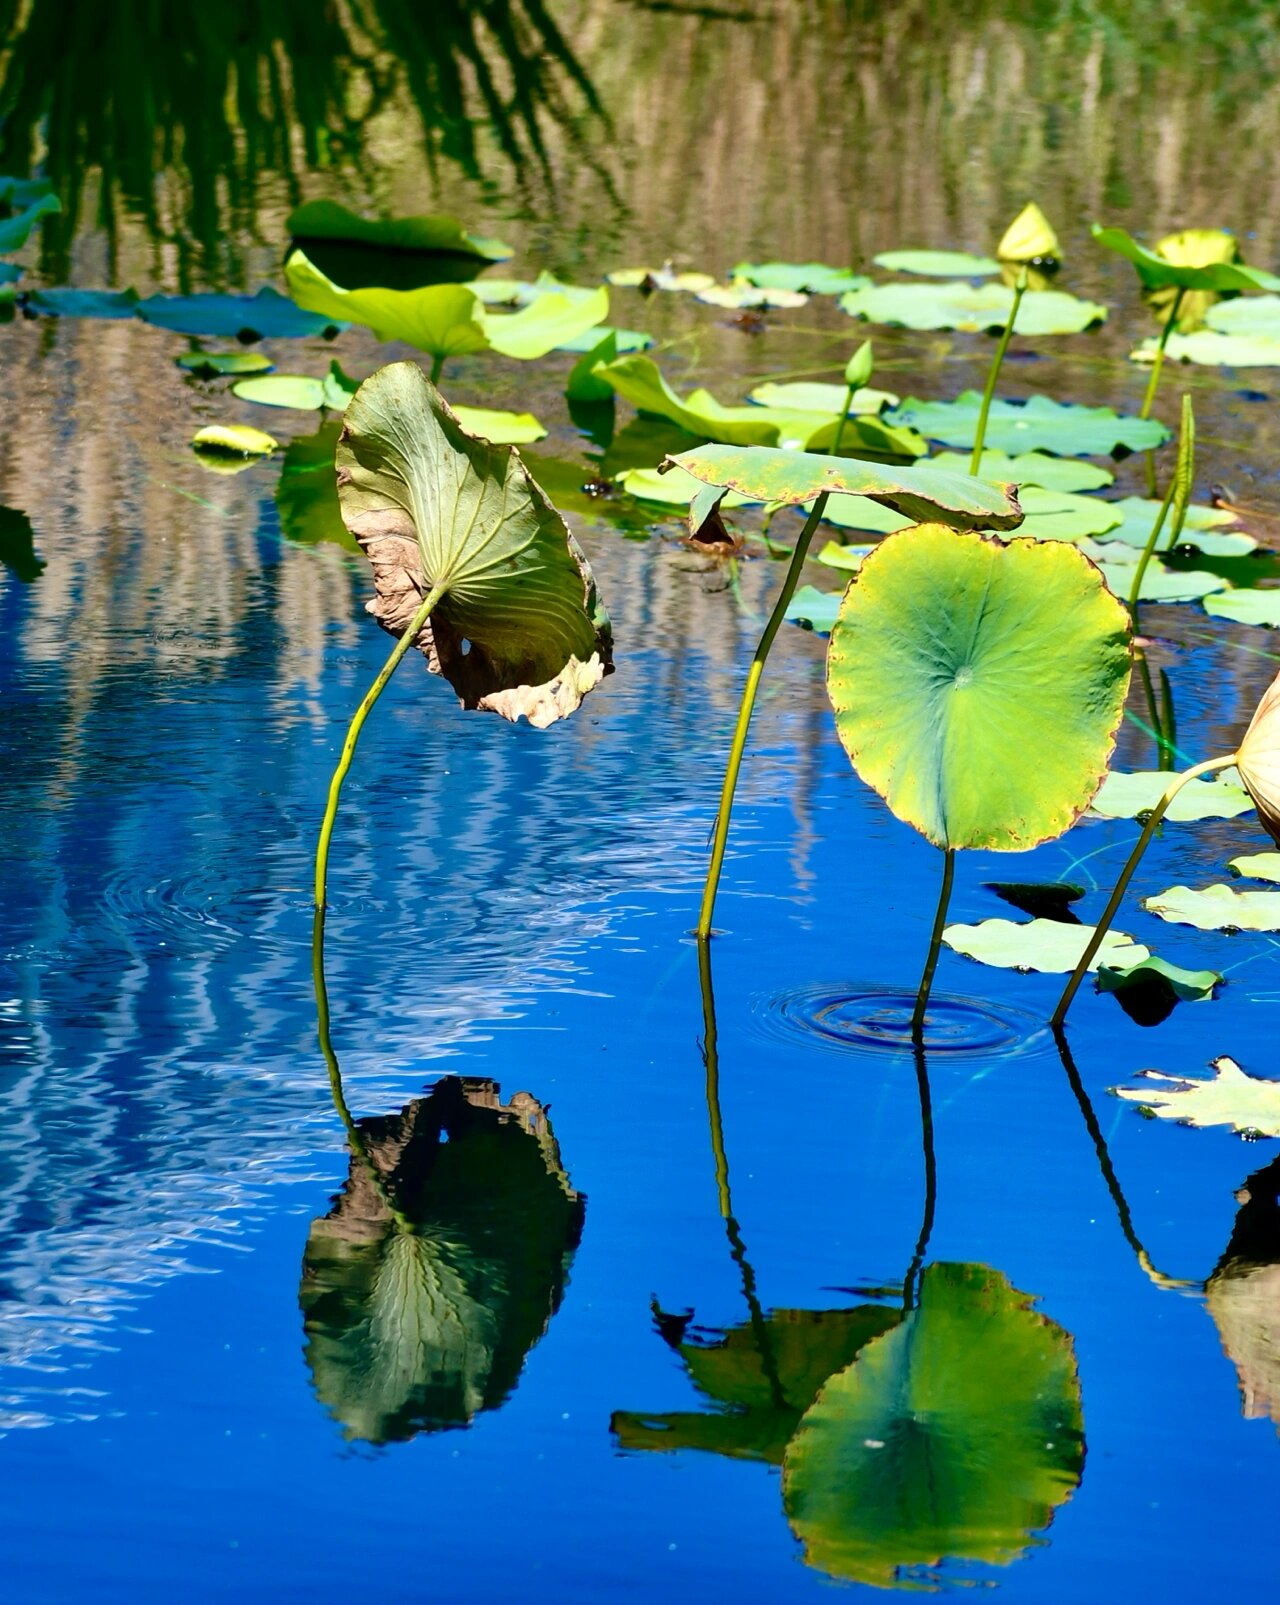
826;525;1132;850
782;1262;1083;1588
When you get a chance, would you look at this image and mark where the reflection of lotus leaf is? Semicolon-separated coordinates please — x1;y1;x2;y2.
1207;1155;1280;1429
782;1263;1083;1589
301;1076;584;1444
612;1304;899;1465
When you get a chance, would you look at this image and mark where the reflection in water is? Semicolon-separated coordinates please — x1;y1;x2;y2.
302;1073;584;1444
1208;1154;1280;1431
614;944;1083;1588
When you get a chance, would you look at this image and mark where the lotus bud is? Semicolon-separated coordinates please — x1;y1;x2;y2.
1235;670;1280;846
997;202;1060;267
844;340;874;392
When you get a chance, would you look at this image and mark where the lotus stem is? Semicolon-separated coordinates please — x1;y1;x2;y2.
429;353;444;385
314;583;447;910
312;905;411;1232
1050;751;1239;1029
901;1042;937;1313
1139;286;1186;422
1127;394;1194;617
911;847;955;1040
969;267;1027;474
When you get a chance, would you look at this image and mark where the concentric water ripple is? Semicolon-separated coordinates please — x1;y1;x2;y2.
753;984;1047;1060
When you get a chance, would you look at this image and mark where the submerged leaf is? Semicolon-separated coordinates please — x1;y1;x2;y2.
840;281;1104;335
336;362;612;728
943;918;1149;972
1144;884;1280;931
887;391;1169;456
782;1263;1083;1588
827;527;1131;850
286;198;511;260
873;248;1000;277
1114;1057;1280;1137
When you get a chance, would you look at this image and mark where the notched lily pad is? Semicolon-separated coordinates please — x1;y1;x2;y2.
1096;956;1223;1026
887;391;1170;456
1095;497;1255;556
1144;884;1280;932
1114;1057;1280;1138
336;361;613;729
1090;771;1253;821
943;918;1149;972
932;450;1114;493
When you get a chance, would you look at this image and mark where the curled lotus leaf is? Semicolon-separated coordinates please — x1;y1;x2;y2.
1093;225;1280;293
1114;1057;1280;1138
826;526;1131;850
1235;669;1280;846
664;448;1023;530
336;361;612;729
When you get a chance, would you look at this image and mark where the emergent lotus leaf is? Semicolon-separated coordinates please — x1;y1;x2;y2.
1094;224;1280;293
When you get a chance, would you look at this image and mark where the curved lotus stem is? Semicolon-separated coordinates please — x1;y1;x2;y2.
1050;751;1239;1028
1128;394;1194;617
1140;286;1187;422
901;1042;938;1312
911;848;956;1039
969;267;1027;473
314;583;446;910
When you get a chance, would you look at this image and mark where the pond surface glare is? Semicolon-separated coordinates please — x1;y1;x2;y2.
1;2;1280;1601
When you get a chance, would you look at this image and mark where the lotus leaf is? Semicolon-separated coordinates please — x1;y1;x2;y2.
1093;497;1255;556
612;1305;900;1466
873;248;999;277
555;323;652;353
25;286;139;319
301;1077;582;1443
731;261;869;294
1086;551;1228;604
1204;591;1280;627
191;423;279;457
696;282;807;309
748;381;900;415
449;407;547;445
466;273;601;309
1093;225;1280;294
1096;956;1222;1025
276;423;355;551
484;286;612;359
607;264;715;293
0;262;21;283
840;281;1104;335
286;199;511;261
1144;884;1280;932
0;505;43;582
782;1262;1083;1588
943;918;1149;972
0;190;59;251
1229;852;1280;882
336;362;611;728
1132;331;1280;367
233;365;358;411
0;176;53;207
827;526;1131;850
816;540;870;572
1114;1057;1280;1138
785;586;842;633
886;391;1169;456
1207;295;1280;336
665;446;1024;529
177;350;274;377
1013;487;1122;542
932;449;1113;493
617;465;754;508
1090;770;1252;821
566;330;617;403
140;286;341;340
999;203;1061;264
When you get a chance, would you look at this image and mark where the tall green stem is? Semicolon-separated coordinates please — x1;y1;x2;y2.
1050;751;1239;1028
314;584;446;910
911;847;955;1039
695;495;828;938
1128;394;1194;617
969;269;1027;473
429;353;444;385
1139;287;1186;422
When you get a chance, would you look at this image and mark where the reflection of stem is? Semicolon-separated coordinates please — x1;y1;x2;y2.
1139;287;1186;422
311;905;411;1233
1128;394;1194;618
1050;751;1240;1028
969;268;1026;473
1053;1027;1200;1293
697;939;787;1408
1133;649;1179;771
911;848;955;1040
314;584;445;909
901;1042;937;1312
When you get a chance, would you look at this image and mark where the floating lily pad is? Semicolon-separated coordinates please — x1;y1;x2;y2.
1204;590;1280;627
816;540;870;573
1208;295;1280;337
1093;225;1280;293
176;350;274;377
337;362;612;728
813;496;910;535
1114;1057;1280;1137
140;286;342;340
748;380;899;415
943;918;1149;972
1085;550;1229;604
286;199;510;261
782;1262;1083;1588
1092;497;1255;556
1096;956;1223;1026
0;191;60;251
1015;487;1122;542
25;286;139;319
0;505;43;582
886;391;1169;456
841;281;1105;335
828;527;1131;850
785;586;842;633
932;449;1114;493
232;364;357;411
1229;852;1280;882
1132;330;1280;367
607;265;715;293
731;261;869;295
450;406;547;445
617;464;754;508
555;323;652;354
1144;883;1280;931
873;248;1000;277
696;282;807;309
191;423;279;457
1090;770;1252;821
